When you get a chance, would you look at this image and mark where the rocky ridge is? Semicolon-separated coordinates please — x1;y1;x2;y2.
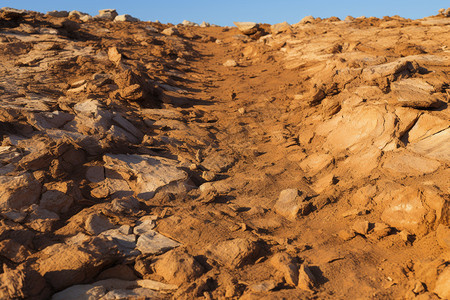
0;7;449;299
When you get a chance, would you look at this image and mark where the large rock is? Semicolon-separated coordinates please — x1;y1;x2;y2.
103;153;189;200
153;248;204;285
270;253;298;286
97;9;118;21
39;181;76;214
382;150;441;175
37;237;119;291
0;173;41;210
114;14;139;22
377;185;446;236
391;78;442;108
316;105;396;154
233;22;258;35
207;238;260;268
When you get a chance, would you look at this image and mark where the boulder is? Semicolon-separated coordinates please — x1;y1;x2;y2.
233;22;258;35
0;264;50;300
97;9;118;21
271;21;291;34
114;14;139;22
136;230;180;254
85;213;115;235
40;181;76;214
0;173;41;210
161;27;179;36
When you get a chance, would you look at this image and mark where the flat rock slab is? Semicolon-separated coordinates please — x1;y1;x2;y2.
233;22;258;35
391;78;441;108
103;154;188;200
136;230;180;254
382;151;441;175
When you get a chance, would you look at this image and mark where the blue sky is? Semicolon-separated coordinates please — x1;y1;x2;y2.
2;0;448;25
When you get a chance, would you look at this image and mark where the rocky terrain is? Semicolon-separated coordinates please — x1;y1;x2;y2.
0;6;449;300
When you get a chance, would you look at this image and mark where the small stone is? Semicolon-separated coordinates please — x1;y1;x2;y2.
86;166;105;183
162;27;178;36
412;281;425;294
338;229;356;241
91;185;110;199
97;9;118;21
200;21;210;27
233;22;258;35
181;20;197;26
352;220;370;235
270;253;298;286
223;59;238;67
133;216;157;235
371;223;391;240
238;107;246;114
47;10;69;18
274;188;311;220
436;224;450;249
434;268;450;299
201;171;216;181
248;280;277;292
297;264;316;292
136;230;180;254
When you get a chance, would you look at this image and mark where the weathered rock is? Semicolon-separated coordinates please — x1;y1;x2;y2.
352;220;370;235
338;229;356;241
133;215;157;235
96;264;138;281
85;213;115;235
40;181;76;214
248;280;277;293
299;153;333;176
274;188;311;220
233;22;258;35
182;20;197;26
100;225;138;257
297;264;316;292
270;253;299;286
153;248;205;285
114;14;139;22
0;264;51;300
434;267;450;299
271;21;291;34
436;224;450;249
208;238;260;268
136;230;180;254
97;9;118;21
26;204;60;232
0;173;41;210
47;10;69;18
86;166;105;183
202;150;236;172
52;285;106;300
103;153;189;200
391;78;442;108
161;27;179;36
223;59;238;67
37;237;119;291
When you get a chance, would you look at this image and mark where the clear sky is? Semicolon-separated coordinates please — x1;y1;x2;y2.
2;0;448;26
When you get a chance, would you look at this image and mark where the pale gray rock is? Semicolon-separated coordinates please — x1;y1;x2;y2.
233;22;258;35
133;216;157;235
52;285;106;300
223;59;238;67
100;225;138;257
161;27;178;36
103;153;188;200
136;230;180;254
182;20;197;26
112;113;144;140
